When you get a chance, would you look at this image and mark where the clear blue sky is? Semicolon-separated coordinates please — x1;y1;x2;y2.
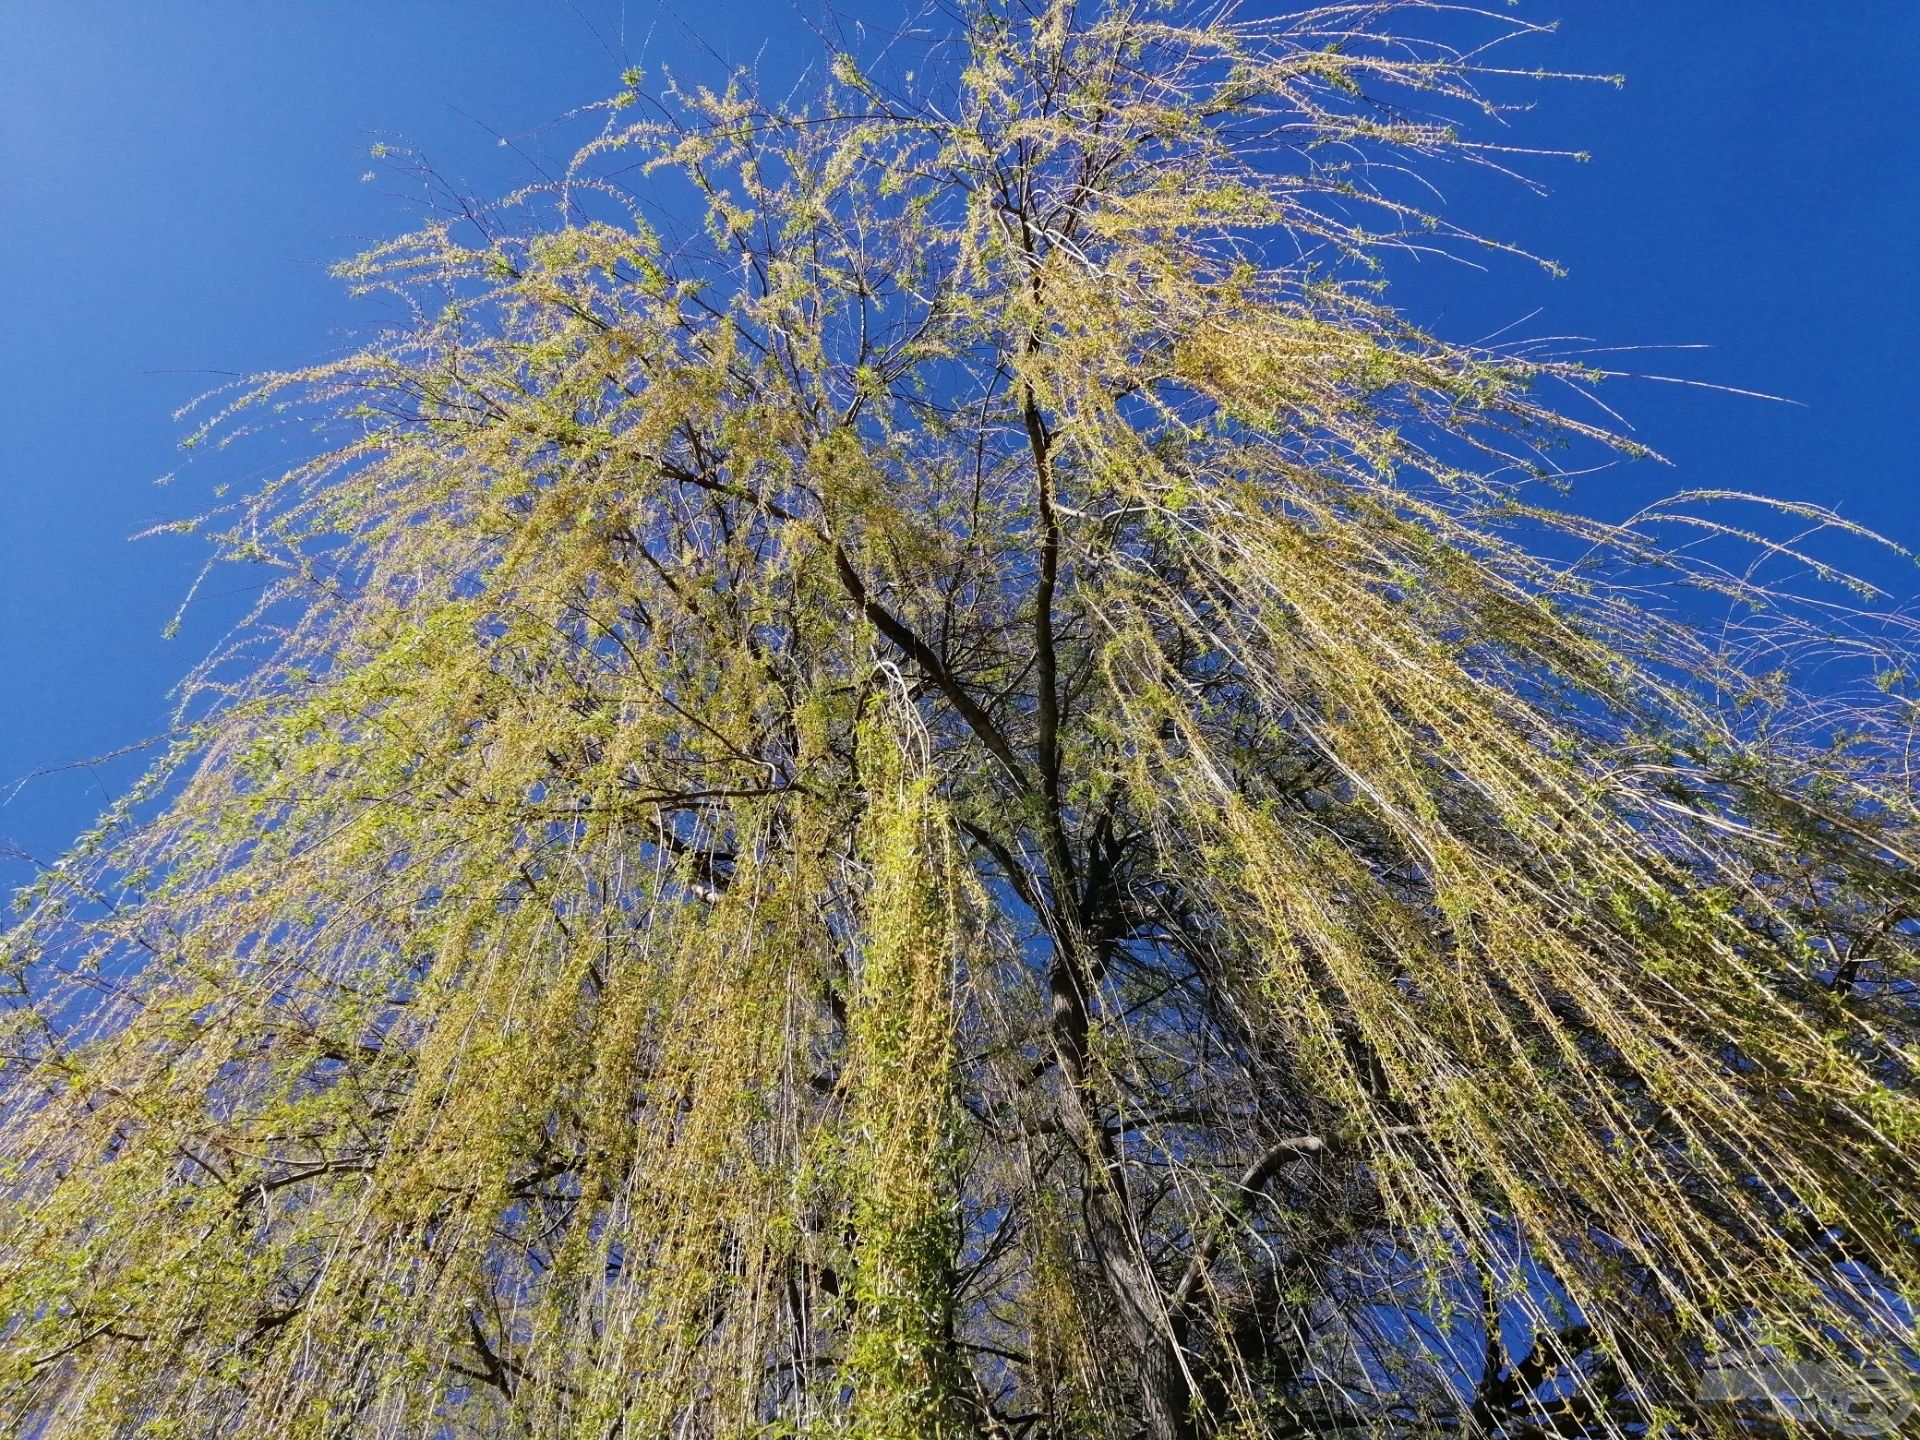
3;2;1917;889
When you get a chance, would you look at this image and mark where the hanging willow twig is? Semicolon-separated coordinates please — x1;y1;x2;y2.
3;4;1917;1437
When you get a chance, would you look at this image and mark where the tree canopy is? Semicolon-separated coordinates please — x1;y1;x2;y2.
3;3;1917;1436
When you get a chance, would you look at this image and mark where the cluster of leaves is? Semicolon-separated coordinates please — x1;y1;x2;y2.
3;3;1916;1437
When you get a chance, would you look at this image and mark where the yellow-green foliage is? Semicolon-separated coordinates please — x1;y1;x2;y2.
2;4;1917;1438
841;715;965;1436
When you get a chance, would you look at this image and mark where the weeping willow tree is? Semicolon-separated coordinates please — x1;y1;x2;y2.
4;3;1918;1436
